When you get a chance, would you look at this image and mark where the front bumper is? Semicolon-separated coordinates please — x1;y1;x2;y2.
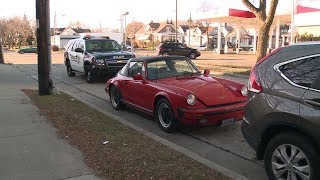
241;118;259;152
177;101;246;126
91;64;123;75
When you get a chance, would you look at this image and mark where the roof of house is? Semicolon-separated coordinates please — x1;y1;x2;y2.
50;27;91;36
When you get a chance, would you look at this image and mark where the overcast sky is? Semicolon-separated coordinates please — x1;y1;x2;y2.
0;0;319;29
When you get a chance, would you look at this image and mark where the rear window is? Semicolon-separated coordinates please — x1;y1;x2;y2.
279;55;320;88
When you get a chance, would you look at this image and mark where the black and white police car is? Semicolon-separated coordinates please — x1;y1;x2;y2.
64;35;135;83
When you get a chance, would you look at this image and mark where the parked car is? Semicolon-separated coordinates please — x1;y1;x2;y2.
156;42;201;59
16;47;37;54
196;45;207;51
106;55;248;132
64;36;135;83
241;42;320;180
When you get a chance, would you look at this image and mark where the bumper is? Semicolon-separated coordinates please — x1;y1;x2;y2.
91;65;123;75
241;119;259;152
177;101;246;126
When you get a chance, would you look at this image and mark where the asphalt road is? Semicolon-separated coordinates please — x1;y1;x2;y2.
6;51;266;180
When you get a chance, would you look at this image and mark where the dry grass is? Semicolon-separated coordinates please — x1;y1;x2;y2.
23;89;231;180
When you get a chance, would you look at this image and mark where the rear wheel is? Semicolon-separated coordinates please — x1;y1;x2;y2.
66;65;75;77
155;98;178;133
189;52;197;59
109;85;124;110
264;132;320;180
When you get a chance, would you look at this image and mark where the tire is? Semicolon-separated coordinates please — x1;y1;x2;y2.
67;65;75;77
264;132;320;180
155;98;178;133
189;52;196;59
86;70;95;83
109;85;124;110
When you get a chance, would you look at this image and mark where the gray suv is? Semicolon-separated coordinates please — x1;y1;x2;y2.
242;42;320;180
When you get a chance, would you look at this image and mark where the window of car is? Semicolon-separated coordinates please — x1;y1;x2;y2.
119;63;128;76
128;61;144;77
85;39;121;52
279;55;320;88
71;40;80;52
79;41;85;50
311;72;320;90
66;41;74;52
146;58;200;80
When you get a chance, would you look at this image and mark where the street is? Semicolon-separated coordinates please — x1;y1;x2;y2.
5;51;266;180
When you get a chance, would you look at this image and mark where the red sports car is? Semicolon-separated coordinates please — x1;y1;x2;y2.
105;56;248;132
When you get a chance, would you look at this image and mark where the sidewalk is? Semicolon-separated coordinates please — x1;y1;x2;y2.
0;64;101;180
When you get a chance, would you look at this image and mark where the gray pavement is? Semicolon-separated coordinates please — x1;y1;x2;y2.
0;64;101;180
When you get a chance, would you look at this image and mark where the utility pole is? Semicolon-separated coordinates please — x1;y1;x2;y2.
36;0;53;95
175;0;178;43
0;34;4;64
0;25;4;64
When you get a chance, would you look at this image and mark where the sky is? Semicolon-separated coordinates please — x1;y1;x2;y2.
0;0;319;29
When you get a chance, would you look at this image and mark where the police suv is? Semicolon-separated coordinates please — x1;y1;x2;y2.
64;36;135;83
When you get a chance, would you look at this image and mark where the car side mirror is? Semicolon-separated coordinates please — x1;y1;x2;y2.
204;69;210;77
75;48;84;53
133;73;143;80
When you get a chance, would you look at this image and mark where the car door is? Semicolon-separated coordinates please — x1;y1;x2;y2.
175;43;190;56
77;40;85;71
69;40;81;71
122;61;145;107
300;56;320;137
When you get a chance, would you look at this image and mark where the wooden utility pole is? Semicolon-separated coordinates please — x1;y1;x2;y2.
36;0;53;95
0;27;4;64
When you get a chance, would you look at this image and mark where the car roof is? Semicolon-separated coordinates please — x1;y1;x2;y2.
130;55;187;62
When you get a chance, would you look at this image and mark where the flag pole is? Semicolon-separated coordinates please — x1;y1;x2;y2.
290;0;295;44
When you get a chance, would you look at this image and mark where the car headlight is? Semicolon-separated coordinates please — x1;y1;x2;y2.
95;59;105;65
187;94;196;105
241;86;248;96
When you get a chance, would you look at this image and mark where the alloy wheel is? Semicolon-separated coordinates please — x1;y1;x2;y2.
157;103;172;128
271;144;310;180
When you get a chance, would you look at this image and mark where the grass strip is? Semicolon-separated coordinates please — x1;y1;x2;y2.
23;89;231;180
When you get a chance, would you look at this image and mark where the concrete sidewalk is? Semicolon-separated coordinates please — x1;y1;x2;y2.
0;64;101;180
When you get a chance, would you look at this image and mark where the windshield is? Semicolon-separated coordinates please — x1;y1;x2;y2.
146;58;200;80
85;39;122;53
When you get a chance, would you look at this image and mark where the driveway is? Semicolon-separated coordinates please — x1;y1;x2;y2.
5;51;266;180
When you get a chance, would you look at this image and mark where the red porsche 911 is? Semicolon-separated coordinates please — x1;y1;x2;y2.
105;56;248;132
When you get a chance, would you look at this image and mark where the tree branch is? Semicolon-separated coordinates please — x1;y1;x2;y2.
241;0;260;13
266;0;279;27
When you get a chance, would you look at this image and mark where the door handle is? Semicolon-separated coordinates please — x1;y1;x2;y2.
304;99;320;107
123;81;128;84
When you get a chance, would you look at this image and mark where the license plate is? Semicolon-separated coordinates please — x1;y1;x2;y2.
221;118;235;127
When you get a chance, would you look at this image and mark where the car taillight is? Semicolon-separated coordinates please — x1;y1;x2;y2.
248;67;262;93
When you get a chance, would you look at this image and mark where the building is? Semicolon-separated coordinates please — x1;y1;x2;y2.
51;27;91;49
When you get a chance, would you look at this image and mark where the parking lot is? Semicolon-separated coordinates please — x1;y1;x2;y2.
4;51;266;180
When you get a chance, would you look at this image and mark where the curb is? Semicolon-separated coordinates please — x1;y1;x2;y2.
59;88;248;180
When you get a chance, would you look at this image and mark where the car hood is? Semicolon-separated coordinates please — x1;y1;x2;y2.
88;51;134;60
158;76;244;106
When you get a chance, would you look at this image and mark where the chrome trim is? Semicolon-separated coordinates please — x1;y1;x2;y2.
273;54;320;93
122;100;153;113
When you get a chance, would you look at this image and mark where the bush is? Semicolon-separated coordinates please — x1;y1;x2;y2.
51;45;59;51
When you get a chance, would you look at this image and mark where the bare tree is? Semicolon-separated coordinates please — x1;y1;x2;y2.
125;21;144;39
241;0;279;61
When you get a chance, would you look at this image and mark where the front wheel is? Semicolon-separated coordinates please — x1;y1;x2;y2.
264;132;320;180
155;98;178;133
86;70;95;83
